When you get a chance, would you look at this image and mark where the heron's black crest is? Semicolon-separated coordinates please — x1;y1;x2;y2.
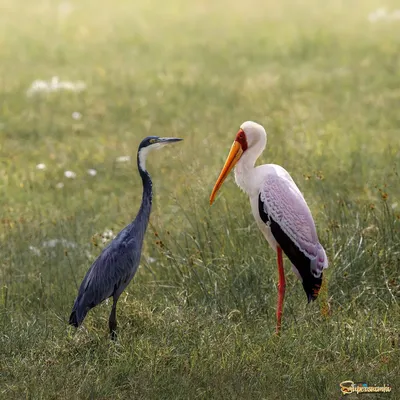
138;136;183;151
139;136;160;150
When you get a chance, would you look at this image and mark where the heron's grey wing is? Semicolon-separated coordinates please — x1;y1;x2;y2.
79;236;141;305
69;223;144;327
77;228;141;308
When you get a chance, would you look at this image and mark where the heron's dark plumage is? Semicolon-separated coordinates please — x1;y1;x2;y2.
258;194;322;302
69;136;182;337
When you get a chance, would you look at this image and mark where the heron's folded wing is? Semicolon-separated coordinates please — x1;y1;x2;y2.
79;238;140;305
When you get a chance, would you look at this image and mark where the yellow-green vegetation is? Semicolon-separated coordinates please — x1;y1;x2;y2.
1;0;399;398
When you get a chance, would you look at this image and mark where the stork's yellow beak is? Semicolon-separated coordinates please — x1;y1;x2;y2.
210;141;243;205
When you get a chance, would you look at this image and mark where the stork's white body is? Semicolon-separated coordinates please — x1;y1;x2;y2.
233;121;328;279
235;164;287;250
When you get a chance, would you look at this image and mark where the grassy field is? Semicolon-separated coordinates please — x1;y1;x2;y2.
1;0;399;398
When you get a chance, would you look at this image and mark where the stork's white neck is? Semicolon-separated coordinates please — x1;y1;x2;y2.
234;140;266;196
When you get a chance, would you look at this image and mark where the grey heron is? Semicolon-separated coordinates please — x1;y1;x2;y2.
69;136;183;339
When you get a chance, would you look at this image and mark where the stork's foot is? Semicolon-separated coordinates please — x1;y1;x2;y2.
275;320;281;335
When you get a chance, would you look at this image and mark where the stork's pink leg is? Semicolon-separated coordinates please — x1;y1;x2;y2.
276;246;286;334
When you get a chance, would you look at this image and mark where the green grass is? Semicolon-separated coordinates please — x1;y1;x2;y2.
1;0;399;398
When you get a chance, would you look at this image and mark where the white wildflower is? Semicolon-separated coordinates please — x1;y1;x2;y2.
27;80;48;96
56;182;64;189
85;250;94;260
26;76;86;96
362;225;379;237
368;8;388;22
87;168;97;176
368;8;400;22
36;163;46;170
72;111;82;120
64;170;76;179
42;238;77;248
42;239;60;248
391;10;400;20
101;229;116;243
116;155;131;163
58;1;74;17
29;246;41;256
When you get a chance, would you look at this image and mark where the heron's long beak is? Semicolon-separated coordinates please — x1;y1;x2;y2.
158;137;183;144
210;141;243;205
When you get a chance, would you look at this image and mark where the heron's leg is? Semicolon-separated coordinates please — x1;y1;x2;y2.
109;297;118;340
276;246;286;334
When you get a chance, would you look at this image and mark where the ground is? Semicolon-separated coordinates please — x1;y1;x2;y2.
0;0;399;398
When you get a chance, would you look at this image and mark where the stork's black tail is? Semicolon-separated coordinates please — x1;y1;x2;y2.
302;274;323;303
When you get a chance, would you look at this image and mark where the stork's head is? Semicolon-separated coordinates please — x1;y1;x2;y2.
209;121;266;205
138;136;183;171
238;121;267;149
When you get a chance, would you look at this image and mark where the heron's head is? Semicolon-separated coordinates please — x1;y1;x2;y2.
209;121;267;205
138;136;183;171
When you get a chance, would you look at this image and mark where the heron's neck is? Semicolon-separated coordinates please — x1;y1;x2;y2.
136;156;153;225
234;143;265;196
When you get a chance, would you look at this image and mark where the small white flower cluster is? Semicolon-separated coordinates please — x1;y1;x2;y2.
42;238;78;248
368;8;400;23
35;163;98;187
72;111;82;120
26;76;86;96
29;246;41;256
64;170;76;179
63;169;97;180
116;155;131;163
87;169;97;176
58;1;74;17
101;229;116;244
29;238;78;256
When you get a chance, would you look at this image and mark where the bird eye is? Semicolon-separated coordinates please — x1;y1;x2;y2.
149;139;156;144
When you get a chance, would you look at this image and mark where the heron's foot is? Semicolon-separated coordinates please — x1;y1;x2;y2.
110;329;118;341
109;314;117;340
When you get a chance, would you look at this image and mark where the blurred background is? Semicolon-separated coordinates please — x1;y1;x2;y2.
0;1;399;398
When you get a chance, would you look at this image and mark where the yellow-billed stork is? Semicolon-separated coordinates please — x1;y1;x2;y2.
210;121;328;334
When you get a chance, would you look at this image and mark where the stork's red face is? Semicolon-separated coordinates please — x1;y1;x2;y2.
209;129;248;205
